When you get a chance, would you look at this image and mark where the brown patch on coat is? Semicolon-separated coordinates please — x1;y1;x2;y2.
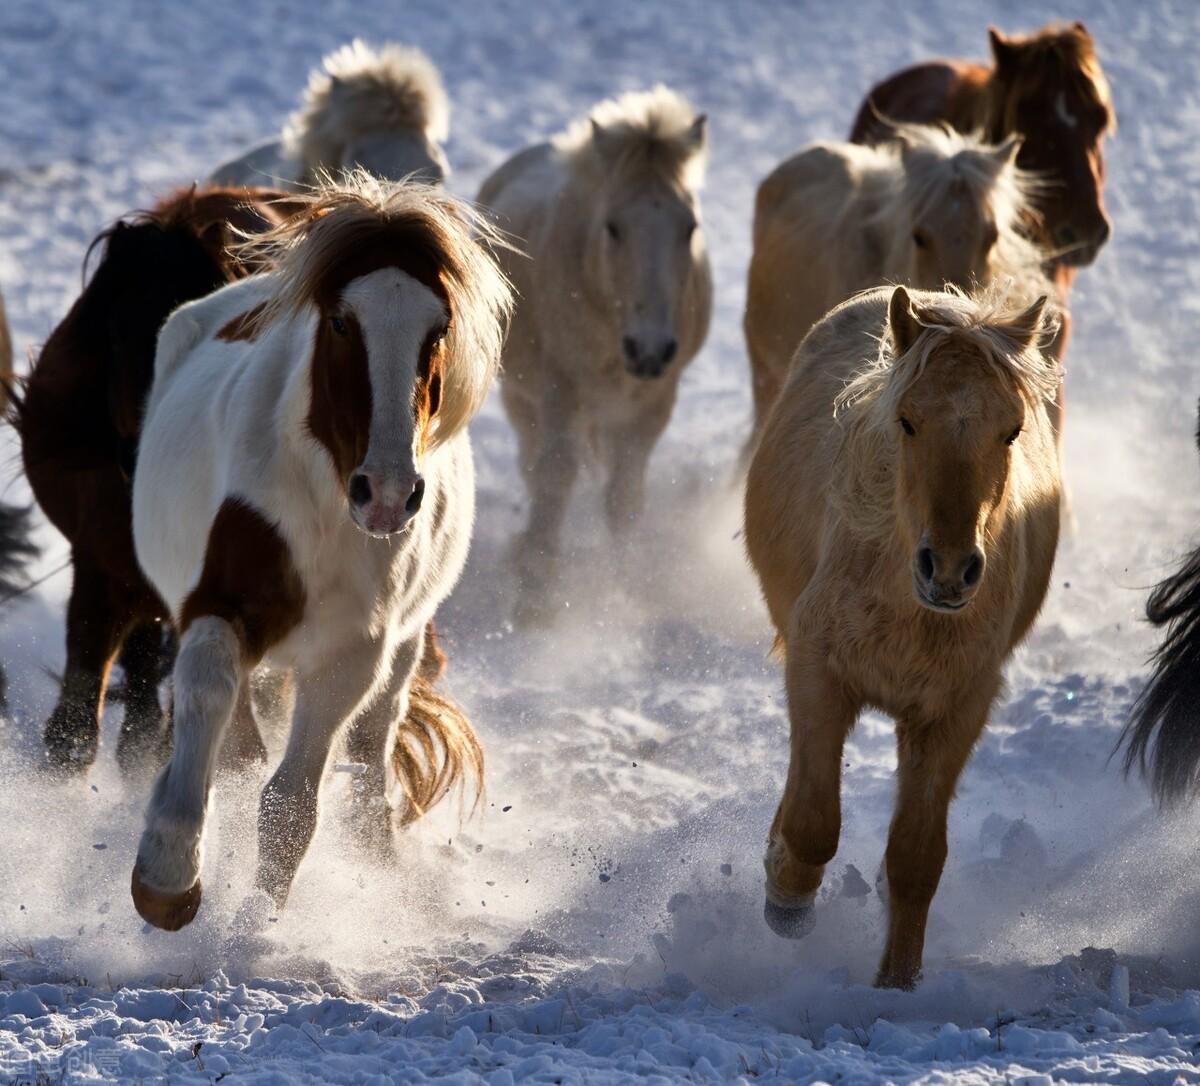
217;303;269;343
180;498;306;665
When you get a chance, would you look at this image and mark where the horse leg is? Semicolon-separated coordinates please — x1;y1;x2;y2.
513;386;579;625
764;637;859;938
875;697;992;989
255;637;384;907
343;635;422;861
219;675;268;770
604;399;673;537
115;619;171;775
131;616;244;930
43;562;125;772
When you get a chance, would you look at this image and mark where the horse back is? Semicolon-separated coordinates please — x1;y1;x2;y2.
850;59;989;144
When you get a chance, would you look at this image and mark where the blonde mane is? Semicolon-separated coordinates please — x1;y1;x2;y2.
832;286;1062;539
236;172;512;447
283;40;450;170
556;85;708;191
868;123;1047;293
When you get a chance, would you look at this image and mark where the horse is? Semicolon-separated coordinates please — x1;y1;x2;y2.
476;86;712;622
128;176;511;931
743;123;1046;437
850;22;1115;426
1119;401;1200;805
744;284;1062;988
14;185;302;774
210;40;450;190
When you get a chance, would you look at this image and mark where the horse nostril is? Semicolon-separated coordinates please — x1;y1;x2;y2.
962;551;984;588
406;477;426;514
1094;219;1111;246
349;473;372;507
916;546;935;583
622;336;639;363
1057;225;1077;246
661;338;679;365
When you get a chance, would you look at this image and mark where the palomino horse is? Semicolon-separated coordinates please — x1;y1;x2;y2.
477;86;712;621
210;40;450;190
744;124;1046;437
1120;401;1200;805
129;177;511;930
15;186;301;773
745;285;1061;988
850;21;1115;422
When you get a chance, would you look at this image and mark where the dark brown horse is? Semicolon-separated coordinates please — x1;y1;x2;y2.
850;21;1115;417
14;186;301;773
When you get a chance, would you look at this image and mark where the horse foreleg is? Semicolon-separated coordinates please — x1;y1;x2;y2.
512;387;579;625
343;635;422;861
115;620;171;775
218;676;268;771
764;635;859;939
43;562;125;772
254;638;384;906
876;697;991;989
131;616;243;930
603;399;673;537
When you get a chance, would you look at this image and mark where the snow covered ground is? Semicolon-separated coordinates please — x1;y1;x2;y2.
1;0;1200;1081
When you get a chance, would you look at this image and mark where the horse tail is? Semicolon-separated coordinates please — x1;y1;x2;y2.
1119;541;1200;806
1119;399;1200;805
391;664;483;827
0;502;39;599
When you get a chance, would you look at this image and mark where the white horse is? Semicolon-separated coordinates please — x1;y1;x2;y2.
128;176;511;930
477;86;712;622
210;40;450;190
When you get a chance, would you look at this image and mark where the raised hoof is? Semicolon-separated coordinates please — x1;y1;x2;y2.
131;865;202;931
764;898;816;940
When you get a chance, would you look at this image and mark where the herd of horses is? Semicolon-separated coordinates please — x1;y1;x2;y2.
0;21;1193;991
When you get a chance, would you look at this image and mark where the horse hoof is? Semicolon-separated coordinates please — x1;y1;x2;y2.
131;865;202;931
764;898;816;940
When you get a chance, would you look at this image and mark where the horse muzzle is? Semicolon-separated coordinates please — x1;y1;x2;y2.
912;542;984;614
1054;217;1111;268
348;469;425;537
622;334;678;380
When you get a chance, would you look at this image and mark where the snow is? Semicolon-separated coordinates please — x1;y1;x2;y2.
1;0;1200;1081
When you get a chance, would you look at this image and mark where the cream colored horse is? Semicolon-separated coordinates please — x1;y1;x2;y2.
210;40;450;189
744;124;1046;438
745;285;1061;989
477;86;712;622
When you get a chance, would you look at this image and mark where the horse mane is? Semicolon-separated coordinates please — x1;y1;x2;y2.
557;85;707;191
235;171;512;448
283;40;450;171
832;286;1062;540
987;22;1116;137
868;123;1048;292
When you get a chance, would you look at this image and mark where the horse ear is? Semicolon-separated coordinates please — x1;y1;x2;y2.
1004;295;1050;349
888;286;923;356
988;27;1017;67
687;113;708;150
992;134;1022;168
590;118;617;158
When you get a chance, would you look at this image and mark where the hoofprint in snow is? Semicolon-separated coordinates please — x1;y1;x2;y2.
1;0;1199;1082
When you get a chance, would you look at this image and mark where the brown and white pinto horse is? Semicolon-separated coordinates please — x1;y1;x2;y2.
850;20;1115;413
128;176;511;930
15;186;301;774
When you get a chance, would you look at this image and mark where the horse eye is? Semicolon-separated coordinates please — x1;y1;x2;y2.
1005;426;1022;445
899;417;916;436
606;220;620;242
912;231;930;250
330;315;348;337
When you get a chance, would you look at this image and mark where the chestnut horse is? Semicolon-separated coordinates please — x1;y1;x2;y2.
15;186;301;774
745;285;1061;988
129;177;511;930
850;21;1114;406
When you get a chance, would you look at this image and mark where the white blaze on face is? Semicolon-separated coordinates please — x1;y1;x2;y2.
341;265;447;483
1055;91;1079;129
